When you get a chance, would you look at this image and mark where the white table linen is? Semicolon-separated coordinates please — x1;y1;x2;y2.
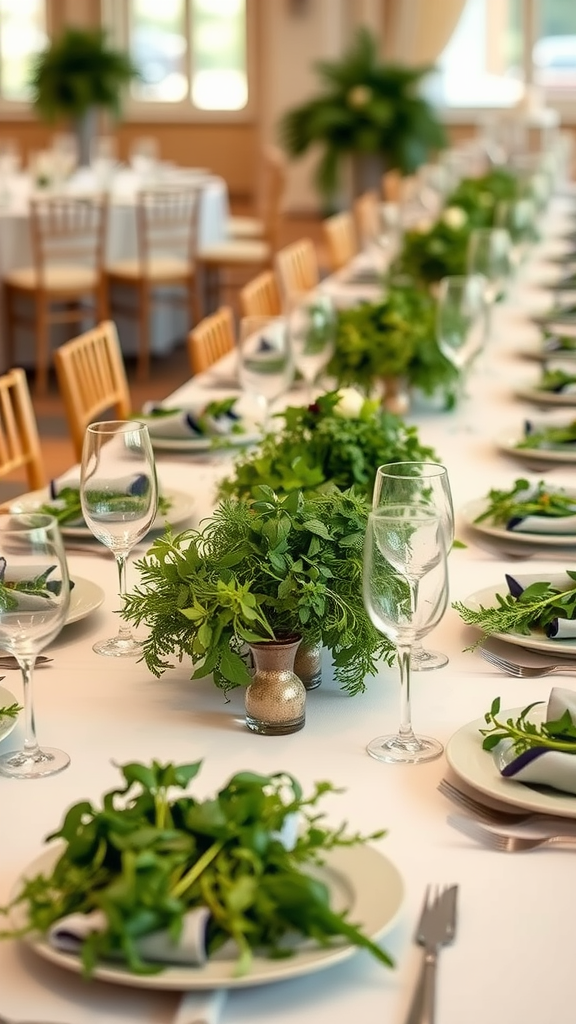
1;196;576;1024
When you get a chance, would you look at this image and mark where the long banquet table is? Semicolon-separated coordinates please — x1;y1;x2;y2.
2;194;576;1024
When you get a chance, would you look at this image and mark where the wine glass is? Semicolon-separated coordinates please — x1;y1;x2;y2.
436;274;487;411
238;316;294;429
467;227;512;340
80;420;158;657
0;513;71;779
287;293;336;402
363;505;447;764
495;197;536;272
373;462;454;671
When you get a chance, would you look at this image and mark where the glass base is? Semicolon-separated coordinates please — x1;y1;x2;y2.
367;733;444;765
245;713;305;736
0;746;70;779
93;635;144;658
411;647;449;672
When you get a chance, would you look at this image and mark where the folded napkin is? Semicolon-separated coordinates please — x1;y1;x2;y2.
48;906;212;966
50;474;149;500
493;687;576;795
140;398;241;440
502;484;576;535
505;573;576;639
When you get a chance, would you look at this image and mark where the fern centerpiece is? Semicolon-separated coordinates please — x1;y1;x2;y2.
122;487;394;697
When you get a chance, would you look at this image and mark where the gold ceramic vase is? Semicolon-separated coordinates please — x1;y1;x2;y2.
245;637;306;735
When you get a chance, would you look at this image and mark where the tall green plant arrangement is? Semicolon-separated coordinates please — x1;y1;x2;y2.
278;27;446;203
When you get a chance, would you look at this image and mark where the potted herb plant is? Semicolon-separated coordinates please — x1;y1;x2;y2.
278;26;446;206
28;28;140;164
122;487;395;730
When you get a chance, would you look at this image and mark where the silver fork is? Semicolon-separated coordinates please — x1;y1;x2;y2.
448;814;576;851
437;778;541;825
404;884;458;1024
480;644;576;678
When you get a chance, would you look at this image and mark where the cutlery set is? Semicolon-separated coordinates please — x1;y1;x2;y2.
405;884;458;1024
479;640;576;677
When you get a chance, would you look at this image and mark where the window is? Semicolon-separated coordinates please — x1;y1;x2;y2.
106;0;250;118
435;0;576;116
0;0;47;103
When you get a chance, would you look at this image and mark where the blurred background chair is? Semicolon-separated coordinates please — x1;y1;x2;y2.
353;189;379;249
4;194;108;396
53;320;131;462
226;145;287;241
239;269;282;317
187;305;236;376
0;367;45;493
322;211;359;272
275;237;320;303
106;186;202;382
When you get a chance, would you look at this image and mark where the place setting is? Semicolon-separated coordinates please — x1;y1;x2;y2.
514;361;576;406
497;413;576;468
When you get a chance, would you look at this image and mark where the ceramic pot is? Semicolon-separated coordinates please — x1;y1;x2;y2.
245;637;306;735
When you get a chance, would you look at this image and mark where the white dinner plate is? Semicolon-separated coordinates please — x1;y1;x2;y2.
462;573;576;658
515;387;576;407
10;488;195;540
0;685;19;745
446;708;576;817
11;844;403;992
460;496;576;548
498;433;576;466
66;577;105;625
150;430;260;453
518;343;576;362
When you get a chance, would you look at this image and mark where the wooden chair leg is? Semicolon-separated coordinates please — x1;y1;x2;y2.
96;279;109;323
4;284;16;371
137;282;151;382
34;295;50;396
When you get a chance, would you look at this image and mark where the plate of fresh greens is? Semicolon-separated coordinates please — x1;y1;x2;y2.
498;426;576;466
0;685;21;745
6;759;404;991
10;488;195;540
446;706;576;817
455;572;576;659
460;484;576;548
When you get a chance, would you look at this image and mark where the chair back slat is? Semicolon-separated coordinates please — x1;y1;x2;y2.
0;368;45;490
239;269;282;317
136;187;201;268
322;211;359;271
53;321;131;461
275;238;319;302
353;189;379;249
30;195;108;278
187;306;236;375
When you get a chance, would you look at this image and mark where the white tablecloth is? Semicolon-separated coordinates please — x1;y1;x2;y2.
0;167;229;367
1;195;576;1024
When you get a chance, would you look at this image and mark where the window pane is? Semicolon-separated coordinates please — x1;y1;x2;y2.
433;0;524;107
535;0;576;92
0;0;47;101
130;0;188;102
191;0;247;111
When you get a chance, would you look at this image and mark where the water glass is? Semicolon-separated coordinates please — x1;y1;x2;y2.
0;513;71;779
80;420;158;657
238;316;294;429
467;227;512;338
436;274;487;395
287;293;336;402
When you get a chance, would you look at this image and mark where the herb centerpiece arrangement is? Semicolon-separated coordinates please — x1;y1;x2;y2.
122;487;394;697
1;757;394;977
218;389;436;502
328;284;459;409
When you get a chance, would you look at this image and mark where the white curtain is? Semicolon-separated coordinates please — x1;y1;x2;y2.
382;0;468;66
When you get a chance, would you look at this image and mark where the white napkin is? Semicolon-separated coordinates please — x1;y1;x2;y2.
494;687;576;795
505;572;576;638
140;400;241;440
48;906;212;965
505;484;576;534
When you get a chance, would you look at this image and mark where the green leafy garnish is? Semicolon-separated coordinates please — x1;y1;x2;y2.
453;571;576;647
480;696;576;755
0;565;64;611
0;758;393;978
474;478;576;525
537;368;576;393
0;702;22;721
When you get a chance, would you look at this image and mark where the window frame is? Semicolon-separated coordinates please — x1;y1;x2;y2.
0;0;55;118
101;0;257;124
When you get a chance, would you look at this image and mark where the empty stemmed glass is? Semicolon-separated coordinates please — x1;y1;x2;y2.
80;420;158;657
436;274;487;414
373;462;454;670
363;504;447;764
0;513;71;779
467;227;512;341
238;315;294;430
287;293;336;402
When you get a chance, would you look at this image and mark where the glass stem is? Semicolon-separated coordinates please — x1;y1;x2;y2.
21;657;40;755
115;552;134;642
398;580;418;744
